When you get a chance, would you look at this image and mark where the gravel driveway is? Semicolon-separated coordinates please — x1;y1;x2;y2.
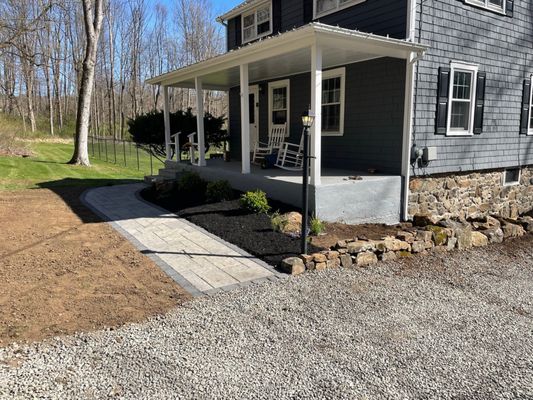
1;237;532;399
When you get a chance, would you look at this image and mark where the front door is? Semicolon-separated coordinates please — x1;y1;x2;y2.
249;85;259;151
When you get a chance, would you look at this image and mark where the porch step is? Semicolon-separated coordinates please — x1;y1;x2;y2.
158;168;179;179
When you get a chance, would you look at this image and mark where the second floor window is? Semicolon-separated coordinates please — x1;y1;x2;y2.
465;0;505;13
314;0;366;19
242;3;272;44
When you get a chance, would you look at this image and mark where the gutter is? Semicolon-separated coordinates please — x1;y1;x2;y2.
401;0;421;221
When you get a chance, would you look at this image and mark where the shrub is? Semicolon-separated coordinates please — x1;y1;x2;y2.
239;190;270;214
128;108;227;159
270;211;288;233
177;171;207;195
310;216;325;236
206;180;234;203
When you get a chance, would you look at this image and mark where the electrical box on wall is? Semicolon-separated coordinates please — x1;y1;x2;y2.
423;147;438;162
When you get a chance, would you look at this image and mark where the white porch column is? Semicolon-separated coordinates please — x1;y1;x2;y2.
163;85;171;161
401;53;417;220
310;44;322;186
195;77;206;167
240;63;251;174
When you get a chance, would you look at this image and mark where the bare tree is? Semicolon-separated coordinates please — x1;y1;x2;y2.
69;0;104;166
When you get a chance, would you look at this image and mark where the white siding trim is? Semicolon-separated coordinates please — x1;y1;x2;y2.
321;67;346;137
268;79;290;136
446;62;478;137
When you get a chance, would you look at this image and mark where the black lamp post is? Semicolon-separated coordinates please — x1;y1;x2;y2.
301;108;315;255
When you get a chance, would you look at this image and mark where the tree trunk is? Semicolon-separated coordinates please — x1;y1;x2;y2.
69;0;104;166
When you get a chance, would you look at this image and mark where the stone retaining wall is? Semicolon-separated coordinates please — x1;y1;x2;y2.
280;214;533;275
408;167;533;220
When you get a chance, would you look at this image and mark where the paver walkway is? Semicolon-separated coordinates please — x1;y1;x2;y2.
82;183;282;296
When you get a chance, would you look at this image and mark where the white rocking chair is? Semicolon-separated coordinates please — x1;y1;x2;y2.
275;130;305;171
252;123;287;164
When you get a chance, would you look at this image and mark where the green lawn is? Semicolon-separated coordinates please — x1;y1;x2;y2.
0;141;163;190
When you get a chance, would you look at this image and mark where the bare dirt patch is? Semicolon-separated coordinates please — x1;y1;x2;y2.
310;222;410;249
0;187;190;347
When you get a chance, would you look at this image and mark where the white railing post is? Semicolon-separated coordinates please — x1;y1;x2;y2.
195;77;206;167
240;64;251;174
163;85;171;161
310;43;322;186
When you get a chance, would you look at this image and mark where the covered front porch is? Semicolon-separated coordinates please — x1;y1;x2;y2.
163;159;402;224
147;22;426;224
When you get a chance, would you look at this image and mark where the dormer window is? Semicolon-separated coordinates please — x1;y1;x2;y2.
242;2;272;44
314;0;367;19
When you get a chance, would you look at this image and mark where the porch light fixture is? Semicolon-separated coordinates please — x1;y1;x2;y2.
301;109;315;129
301;108;315;255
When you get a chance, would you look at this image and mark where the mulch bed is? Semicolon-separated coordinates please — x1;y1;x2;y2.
141;188;324;266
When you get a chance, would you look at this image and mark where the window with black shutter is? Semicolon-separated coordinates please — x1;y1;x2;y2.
436;63;485;136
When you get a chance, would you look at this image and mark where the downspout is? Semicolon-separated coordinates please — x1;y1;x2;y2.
401;0;421;221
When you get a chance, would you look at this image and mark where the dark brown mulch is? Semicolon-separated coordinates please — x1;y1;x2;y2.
141;188;324;266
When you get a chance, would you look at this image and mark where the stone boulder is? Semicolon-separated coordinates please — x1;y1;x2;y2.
426;225;453;246
438;220;472;250
280;257;305;275
339;254;353;268
356;251;378;267
470;215;501;231
517;216;533;233
347;240;375;254
396;231;415;244
481;228;504;244
374;237;411;252
413;213;442;227
276;212;302;235
501;222;526;238
471;231;489;247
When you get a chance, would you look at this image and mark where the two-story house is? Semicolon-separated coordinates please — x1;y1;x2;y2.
147;0;533;224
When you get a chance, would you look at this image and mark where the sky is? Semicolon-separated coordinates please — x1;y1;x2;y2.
158;0;244;17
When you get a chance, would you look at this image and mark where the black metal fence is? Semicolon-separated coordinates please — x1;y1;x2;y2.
88;136;164;176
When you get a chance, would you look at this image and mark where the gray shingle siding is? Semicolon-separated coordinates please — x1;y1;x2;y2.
412;0;533;175
228;57;406;174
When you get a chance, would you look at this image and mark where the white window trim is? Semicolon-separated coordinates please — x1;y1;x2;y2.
446;62;478;137
528;75;533;136
313;0;367;19
464;0;506;15
322;67;346;137
268;79;290;136
241;1;272;44
502;168;521;186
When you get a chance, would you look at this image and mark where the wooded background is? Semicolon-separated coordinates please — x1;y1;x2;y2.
0;0;226;139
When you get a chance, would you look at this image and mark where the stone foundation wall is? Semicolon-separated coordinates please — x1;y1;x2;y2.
409;167;533;220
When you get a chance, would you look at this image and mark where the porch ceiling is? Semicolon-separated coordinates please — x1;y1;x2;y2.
146;23;427;91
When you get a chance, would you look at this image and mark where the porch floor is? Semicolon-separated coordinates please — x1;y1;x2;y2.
163;159;402;225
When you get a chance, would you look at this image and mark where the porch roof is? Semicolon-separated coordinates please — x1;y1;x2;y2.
146;23;427;91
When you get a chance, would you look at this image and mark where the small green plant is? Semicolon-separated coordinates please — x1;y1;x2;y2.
239;190;271;214
206;180;234;203
309;216;325;236
270;211;288;233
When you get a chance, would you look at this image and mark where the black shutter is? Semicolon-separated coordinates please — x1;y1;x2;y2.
473;72;486;134
520;79;531;135
273;0;282;33
506;0;514;17
235;16;242;48
303;0;313;23
435;67;451;135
